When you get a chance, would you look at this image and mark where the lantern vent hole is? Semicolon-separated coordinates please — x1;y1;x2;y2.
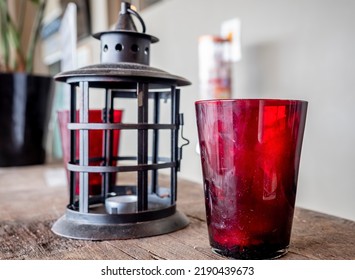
115;43;124;51
131;44;139;53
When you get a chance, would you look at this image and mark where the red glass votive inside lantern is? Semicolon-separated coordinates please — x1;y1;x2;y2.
58;109;123;195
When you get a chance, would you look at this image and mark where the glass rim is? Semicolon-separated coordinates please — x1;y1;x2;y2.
195;98;308;106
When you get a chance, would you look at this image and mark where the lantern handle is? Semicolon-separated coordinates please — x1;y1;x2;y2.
127;7;146;34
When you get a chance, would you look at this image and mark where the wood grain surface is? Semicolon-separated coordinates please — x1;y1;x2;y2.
0;164;354;260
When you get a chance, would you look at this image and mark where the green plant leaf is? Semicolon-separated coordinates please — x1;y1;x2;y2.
0;0;45;72
0;0;10;70
26;0;46;73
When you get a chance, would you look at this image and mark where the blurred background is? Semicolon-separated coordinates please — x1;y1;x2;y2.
5;0;355;221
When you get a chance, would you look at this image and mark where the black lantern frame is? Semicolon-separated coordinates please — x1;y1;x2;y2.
52;2;191;240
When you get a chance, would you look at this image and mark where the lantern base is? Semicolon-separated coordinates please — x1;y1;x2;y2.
51;209;189;240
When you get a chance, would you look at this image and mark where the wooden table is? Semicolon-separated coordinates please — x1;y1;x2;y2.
0;164;354;260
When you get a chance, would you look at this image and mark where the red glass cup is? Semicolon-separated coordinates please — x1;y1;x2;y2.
195;99;307;259
57;109;123;196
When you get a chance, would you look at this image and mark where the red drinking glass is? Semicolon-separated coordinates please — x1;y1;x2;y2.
195;99;307;259
58;109;123;196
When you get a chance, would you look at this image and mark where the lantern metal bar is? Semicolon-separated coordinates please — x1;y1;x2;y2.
112;89;172;100
66;204;176;224
68;123;177;130
151;91;160;194
70;155;172;164
79;81;89;213
103;88;114;198
69;84;77;206
137;82;149;211
68;161;176;173
170;87;180;203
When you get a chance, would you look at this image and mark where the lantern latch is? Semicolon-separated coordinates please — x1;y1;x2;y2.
178;113;190;170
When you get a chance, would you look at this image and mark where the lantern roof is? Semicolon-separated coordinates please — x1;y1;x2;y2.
54;62;191;86
92;1;159;44
55;2;191;87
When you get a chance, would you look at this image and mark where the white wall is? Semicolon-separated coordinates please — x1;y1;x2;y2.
139;0;355;221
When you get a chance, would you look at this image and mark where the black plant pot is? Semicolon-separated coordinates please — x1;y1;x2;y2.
0;72;54;166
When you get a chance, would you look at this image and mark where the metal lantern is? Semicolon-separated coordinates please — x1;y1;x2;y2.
52;2;191;240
